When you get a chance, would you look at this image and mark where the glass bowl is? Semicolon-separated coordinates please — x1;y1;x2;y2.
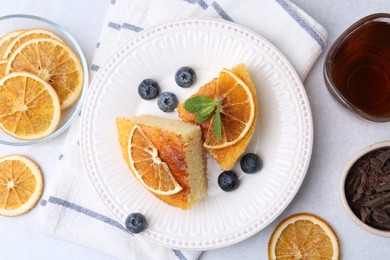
324;13;390;122
340;140;390;237
0;14;88;146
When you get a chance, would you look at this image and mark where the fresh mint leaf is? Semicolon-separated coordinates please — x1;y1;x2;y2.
213;104;222;140
184;95;223;139
195;105;216;123
183;96;218;113
184;96;218;123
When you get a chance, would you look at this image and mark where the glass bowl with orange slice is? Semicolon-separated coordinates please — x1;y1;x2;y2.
0;14;88;146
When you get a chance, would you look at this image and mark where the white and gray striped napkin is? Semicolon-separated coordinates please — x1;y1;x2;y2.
38;0;327;259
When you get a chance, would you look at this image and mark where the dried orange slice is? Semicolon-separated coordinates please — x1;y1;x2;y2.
2;28;63;59
0;60;7;78
204;68;255;149
268;213;340;260
128;125;182;195
6;38;83;110
0;155;43;216
178;64;258;170
0;72;61;140
184;68;255;149
0;30;25;59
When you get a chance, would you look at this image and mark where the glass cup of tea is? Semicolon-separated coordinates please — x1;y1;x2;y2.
324;13;390;122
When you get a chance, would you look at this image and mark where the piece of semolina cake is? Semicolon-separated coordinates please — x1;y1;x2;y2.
116;114;207;210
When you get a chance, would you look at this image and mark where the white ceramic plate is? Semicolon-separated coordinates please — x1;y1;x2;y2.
80;18;313;250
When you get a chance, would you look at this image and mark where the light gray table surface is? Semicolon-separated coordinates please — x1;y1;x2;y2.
0;0;389;259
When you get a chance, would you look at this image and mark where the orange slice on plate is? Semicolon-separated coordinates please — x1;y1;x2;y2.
177;63;258;170
2;28;63;59
268;213;340;260
6;38;83;109
204;69;255;149
128;125;182;195
0;155;43;216
0;72;61;140
204;68;255;149
180;68;255;149
0;30;25;59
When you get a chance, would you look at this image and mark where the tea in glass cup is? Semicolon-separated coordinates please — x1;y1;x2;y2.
324;13;390;121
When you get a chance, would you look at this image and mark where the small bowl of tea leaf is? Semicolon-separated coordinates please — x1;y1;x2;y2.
340;141;390;237
324;13;390;122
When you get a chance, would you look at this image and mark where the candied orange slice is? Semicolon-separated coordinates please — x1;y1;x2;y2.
0;72;60;140
268;213;340;260
180;68;255;149
177;64;258;170
0;155;43;216
128;125;182;195
2;28;63;59
6;38;83;109
203;68;255;149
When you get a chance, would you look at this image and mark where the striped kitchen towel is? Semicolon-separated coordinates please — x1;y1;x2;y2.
38;0;327;259
91;0;327;80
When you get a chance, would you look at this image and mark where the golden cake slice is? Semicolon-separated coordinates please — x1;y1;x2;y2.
116;114;207;210
177;63;259;170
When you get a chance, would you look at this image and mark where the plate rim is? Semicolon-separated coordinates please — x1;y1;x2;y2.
80;17;313;250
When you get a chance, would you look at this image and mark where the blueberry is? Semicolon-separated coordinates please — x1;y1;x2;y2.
138;79;160;100
125;213;148;233
175;66;196;88
240;153;262;174
218;171;239;192
157;92;178;112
